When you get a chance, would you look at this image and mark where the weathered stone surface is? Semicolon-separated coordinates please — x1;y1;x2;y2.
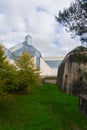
79;95;87;117
56;46;87;95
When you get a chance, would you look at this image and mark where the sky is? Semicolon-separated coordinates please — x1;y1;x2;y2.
0;0;81;57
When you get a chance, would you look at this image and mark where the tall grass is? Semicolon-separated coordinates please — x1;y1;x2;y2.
0;83;87;130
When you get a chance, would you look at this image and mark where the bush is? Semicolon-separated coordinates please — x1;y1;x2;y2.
15;52;41;92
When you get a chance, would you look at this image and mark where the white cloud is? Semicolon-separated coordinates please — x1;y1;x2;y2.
0;0;81;57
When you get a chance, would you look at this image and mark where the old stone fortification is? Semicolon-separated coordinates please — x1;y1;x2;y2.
79;95;87;117
57;46;87;95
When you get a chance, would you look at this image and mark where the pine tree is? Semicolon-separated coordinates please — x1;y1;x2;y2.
56;0;87;46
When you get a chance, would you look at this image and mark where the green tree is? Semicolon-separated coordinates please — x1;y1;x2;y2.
0;45;17;93
56;0;87;45
15;52;40;92
3;61;18;91
0;45;7;93
0;45;13;100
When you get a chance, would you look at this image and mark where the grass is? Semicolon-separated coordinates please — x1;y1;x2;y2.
0;83;87;130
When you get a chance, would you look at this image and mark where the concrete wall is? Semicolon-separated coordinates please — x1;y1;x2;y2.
40;58;58;76
40;58;52;76
51;68;58;76
43;57;63;61
40;57;62;76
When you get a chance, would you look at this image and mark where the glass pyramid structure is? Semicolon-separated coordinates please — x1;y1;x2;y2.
4;35;41;68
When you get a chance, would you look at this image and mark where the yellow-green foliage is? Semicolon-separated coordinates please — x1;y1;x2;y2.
15;52;40;91
0;45;40;93
0;45;15;99
0;45;17;92
0;45;7;92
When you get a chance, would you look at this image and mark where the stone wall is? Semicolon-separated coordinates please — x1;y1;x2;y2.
57;46;87;95
79;95;87;117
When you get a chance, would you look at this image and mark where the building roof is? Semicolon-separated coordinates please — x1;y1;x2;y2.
3;46;11;58
9;35;41;60
43;57;63;68
45;60;61;68
10;44;41;60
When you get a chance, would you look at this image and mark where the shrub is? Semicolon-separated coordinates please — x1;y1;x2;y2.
15;52;41;92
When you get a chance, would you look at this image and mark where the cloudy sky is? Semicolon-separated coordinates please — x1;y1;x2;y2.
0;0;81;57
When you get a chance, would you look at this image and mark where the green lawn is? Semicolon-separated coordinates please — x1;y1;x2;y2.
0;83;87;130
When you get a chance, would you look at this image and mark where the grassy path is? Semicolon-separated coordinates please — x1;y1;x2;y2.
0;84;87;130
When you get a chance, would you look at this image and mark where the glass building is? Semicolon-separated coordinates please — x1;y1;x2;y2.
2;35;62;76
5;35;41;68
3;46;11;58
45;60;61;68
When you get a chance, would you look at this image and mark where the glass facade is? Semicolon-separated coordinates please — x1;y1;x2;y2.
3;46;11;58
45;60;61;68
36;51;41;68
9;35;41;68
25;35;32;45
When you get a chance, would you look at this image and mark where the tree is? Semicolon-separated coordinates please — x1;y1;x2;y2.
0;45;17;93
0;45;7;93
3;61;18;91
0;45;12;100
15;52;40;92
56;0;87;46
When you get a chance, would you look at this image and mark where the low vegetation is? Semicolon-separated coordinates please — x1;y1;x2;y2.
74;53;87;63
0;83;87;130
0;45;40;96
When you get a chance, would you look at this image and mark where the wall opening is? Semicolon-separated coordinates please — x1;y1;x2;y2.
65;75;68;78
80;76;83;81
